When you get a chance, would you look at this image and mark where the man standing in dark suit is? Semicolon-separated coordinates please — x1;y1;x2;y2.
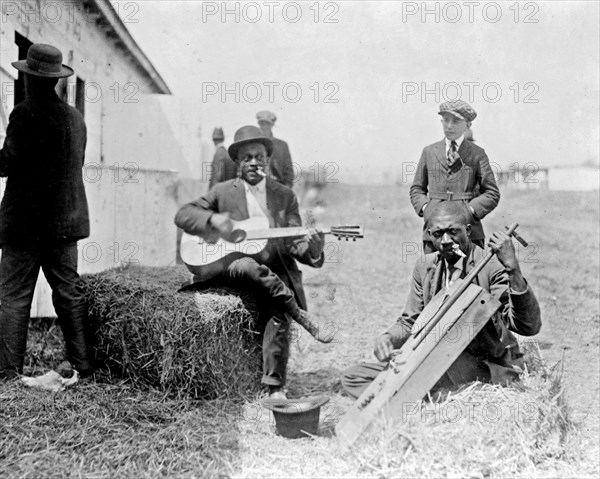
410;100;500;252
208;127;236;188
256;110;295;188
175;125;327;399
0;44;93;379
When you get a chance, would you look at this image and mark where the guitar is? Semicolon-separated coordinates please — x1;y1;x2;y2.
180;216;363;281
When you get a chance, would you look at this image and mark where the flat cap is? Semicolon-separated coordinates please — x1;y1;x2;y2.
438;100;477;122
256;110;277;124
212;127;225;140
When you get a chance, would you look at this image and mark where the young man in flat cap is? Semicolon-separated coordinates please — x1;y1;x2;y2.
342;201;541;399
175;125;327;399
410;100;500;253
208;127;236;188
0;44;93;379
256;110;295;188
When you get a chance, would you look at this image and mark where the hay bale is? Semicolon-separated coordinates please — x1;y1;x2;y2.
81;265;262;399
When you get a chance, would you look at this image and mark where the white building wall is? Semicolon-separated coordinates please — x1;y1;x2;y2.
0;2;201;317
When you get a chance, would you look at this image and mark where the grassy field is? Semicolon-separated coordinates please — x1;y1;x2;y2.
1;184;598;478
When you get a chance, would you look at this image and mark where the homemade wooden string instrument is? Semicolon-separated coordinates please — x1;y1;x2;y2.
335;223;529;449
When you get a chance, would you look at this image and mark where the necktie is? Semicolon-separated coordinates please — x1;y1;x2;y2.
447;140;459;167
445;261;462;288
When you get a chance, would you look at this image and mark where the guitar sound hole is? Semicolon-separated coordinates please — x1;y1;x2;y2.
228;229;247;243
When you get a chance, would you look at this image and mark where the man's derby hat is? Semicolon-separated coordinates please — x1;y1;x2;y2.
438;100;477;122
12;43;74;78
262;396;330;439
228;125;273;160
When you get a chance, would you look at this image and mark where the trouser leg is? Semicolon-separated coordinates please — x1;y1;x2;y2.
225;257;300;317
226;258;296;386
260;312;290;387
341;350;491;400
41;241;93;374
0;246;41;378
340;361;387;400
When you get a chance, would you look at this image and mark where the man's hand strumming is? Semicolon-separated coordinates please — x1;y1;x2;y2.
209;213;234;237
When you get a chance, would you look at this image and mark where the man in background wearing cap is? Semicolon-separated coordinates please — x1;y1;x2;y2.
256;110;294;188
175;125;327;399
410;100;500;253
208;127;236;188
0;44;93;379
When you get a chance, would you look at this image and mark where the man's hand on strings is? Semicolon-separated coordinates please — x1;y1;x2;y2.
306;228;325;258
488;231;519;272
488;230;528;292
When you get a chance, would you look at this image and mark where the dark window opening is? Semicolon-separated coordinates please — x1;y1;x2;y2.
14;32;32;105
75;77;85;117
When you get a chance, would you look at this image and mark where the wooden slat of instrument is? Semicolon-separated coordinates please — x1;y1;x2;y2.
335;224;528;449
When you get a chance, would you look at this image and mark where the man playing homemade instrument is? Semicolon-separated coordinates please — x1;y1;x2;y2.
341;201;541;399
175;125;326;399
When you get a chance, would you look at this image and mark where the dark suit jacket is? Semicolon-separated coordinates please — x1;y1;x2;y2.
410;139;500;243
269;137;294;188
0;91;89;246
208;145;237;188
174;178;323;309
386;245;541;372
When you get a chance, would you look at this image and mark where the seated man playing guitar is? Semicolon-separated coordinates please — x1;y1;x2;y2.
175;125;327;399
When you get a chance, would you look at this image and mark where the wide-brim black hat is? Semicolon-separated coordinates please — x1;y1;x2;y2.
228;125;273;160
262;395;330;439
12;43;74;78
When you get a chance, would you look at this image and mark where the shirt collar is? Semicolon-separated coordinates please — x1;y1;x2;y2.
243;178;266;193
445;134;465;150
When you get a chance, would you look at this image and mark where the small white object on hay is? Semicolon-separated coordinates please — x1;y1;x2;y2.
21;370;79;392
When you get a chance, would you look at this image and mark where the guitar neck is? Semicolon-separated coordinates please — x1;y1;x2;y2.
244;226;332;241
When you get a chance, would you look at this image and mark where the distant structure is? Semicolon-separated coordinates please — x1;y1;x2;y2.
495;164;600;191
547;166;599;191
495;165;549;190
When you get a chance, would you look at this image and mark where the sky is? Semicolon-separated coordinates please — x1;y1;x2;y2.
118;0;600;183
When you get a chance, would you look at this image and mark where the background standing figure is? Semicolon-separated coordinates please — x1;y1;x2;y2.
0;44;93;379
410;100;500;253
256;110;295;188
208;127;236;188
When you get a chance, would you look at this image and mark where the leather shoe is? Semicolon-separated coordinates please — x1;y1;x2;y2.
268;386;287;400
